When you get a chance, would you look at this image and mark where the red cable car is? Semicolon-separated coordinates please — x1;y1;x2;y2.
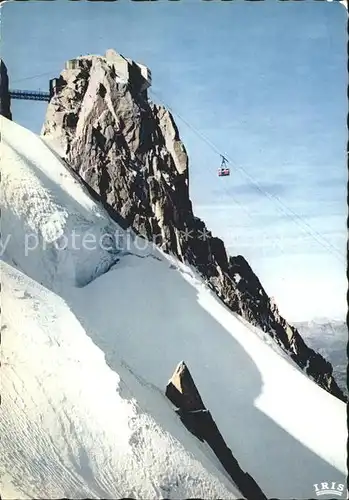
218;155;230;177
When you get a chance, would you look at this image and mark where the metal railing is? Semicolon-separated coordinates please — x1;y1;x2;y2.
9;89;51;102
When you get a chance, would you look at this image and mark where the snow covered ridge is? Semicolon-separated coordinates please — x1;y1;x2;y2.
41;50;346;402
0;116;347;499
1;117;123;289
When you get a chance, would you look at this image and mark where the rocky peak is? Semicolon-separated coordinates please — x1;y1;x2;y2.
0;60;12;120
41;50;347;403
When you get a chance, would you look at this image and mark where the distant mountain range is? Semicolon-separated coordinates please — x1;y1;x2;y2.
294;320;347;397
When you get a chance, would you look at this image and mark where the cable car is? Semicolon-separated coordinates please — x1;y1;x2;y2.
218;155;230;177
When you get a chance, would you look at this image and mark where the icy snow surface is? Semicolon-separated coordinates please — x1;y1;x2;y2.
1;117;347;499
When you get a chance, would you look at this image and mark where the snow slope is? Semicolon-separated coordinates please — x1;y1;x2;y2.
1;117;347;499
1;117;241;499
1;262;241;500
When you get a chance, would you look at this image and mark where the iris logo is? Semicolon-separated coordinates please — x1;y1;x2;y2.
313;482;345;497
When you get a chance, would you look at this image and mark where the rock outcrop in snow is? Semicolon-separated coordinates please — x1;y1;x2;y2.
41;49;346;402
0;60;12;120
166;362;268;500
166;361;206;413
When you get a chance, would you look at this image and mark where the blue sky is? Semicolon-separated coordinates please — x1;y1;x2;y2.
2;0;347;321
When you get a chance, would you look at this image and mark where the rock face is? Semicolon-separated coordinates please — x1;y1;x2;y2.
0;60;12;120
41;49;346;403
166;362;268;500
